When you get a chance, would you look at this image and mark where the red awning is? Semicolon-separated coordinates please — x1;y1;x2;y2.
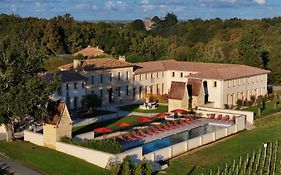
137;117;153;123
94;127;113;133
115;122;131;127
155;113;170;118
170;109;188;113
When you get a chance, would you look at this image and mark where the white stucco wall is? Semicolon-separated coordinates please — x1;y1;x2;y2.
24;130;44;146
0;125;5;133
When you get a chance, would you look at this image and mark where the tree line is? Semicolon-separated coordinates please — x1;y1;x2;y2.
1;13;281;84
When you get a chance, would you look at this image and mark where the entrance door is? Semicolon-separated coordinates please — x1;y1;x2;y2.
108;88;113;102
133;88;136;100
203;81;209;104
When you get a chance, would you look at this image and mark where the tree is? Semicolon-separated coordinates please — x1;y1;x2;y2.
127;19;145;31
106;157;121;175
133;163;142;175
141;158;153;175
120;156;131;175
82;94;102;112
237;26;264;68
0;39;59;142
257;96;265;117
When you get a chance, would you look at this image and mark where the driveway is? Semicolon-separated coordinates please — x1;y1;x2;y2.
0;154;42;175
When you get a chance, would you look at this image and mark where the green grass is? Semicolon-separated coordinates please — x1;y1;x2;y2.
72;115;160;136
0;140;107;175
161;114;281;175
44;56;73;72
119;104;168;113
243;100;281;119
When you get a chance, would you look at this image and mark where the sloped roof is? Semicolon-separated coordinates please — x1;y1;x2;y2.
73;46;104;57
168;81;186;100
187;79;202;96
41;70;87;83
59;58;133;71
133;59;270;80
45;102;65;125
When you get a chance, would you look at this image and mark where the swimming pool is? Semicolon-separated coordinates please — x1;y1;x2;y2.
142;124;226;154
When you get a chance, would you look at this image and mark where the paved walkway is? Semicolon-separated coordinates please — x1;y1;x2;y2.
0;154;42;175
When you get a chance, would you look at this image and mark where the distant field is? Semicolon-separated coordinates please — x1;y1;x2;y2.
44;56;73;72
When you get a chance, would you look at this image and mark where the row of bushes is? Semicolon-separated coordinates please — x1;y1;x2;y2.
61;136;124;154
107;156;153;175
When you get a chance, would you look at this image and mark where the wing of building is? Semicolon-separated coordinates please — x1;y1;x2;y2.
50;58;270;110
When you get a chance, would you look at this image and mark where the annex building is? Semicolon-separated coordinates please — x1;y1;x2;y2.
51;58;270;110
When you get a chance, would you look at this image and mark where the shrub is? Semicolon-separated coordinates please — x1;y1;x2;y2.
107;157;121;175
236;99;242;107
250;95;256;103
61;137;124;154
133;163;142;175
224;104;230;109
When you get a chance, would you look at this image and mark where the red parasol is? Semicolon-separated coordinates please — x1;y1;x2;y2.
155;113;170;118
171;109;188;113
137;117;153;123
115;122;131;127
94;127;113;133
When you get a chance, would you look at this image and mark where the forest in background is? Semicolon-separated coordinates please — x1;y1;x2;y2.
1;13;281;84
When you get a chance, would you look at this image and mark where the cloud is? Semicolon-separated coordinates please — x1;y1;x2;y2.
104;1;127;10
140;0;154;12
254;0;266;5
75;3;97;10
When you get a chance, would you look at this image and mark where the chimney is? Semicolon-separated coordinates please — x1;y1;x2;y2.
73;59;82;69
118;56;126;62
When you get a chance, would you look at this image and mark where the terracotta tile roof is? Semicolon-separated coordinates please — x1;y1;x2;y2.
73;46;104;57
59;58;133;71
45;102;65;125
168;81;186;100
41;70;87;83
133;59;270;80
187;65;271;80
187;79;202;96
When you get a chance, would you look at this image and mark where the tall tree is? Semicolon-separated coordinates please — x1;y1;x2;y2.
237;26;264;68
0;39;59;142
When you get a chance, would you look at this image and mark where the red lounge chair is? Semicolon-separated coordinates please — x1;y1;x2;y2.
178;120;186;125
138;129;149;136
126;132;136;140
210;113;216;119
150;126;160;133
222;115;230;121
118;135;125;140
167;122;177;129
156;125;165;131
216;114;222;120
184;119;192;124
145;128;155;135
162;123;171;130
132;131;144;139
172;120;181;126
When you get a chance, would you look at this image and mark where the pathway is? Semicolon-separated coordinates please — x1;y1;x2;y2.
0;154;42;175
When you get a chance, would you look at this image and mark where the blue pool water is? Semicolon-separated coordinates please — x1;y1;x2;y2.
142;124;226;154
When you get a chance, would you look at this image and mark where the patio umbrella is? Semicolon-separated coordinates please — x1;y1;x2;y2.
171;109;188;113
94;127;113;133
154;113;170;118
137;117;153;123
115;122;131;127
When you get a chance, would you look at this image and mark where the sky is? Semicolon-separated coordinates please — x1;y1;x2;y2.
0;0;281;21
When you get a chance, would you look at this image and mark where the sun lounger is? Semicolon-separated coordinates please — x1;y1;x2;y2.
145;128;155;135
132;131;144;139
118;135;125;140
216;114;222;120
162;123;171;130
138;129;149;136
222;115;230;121
183;119;193;124
156;125;165;131
209;113;216;119
150;126;160;133
167;122;177;129
172;120;181;126
126;132;137;140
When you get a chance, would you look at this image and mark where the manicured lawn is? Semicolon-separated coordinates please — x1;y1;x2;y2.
119;104;168;113
72;115;161;136
243;100;281;119
161;114;281;175
44;56;73;72
0;140;107;175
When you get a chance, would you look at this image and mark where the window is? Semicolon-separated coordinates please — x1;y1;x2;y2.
162;83;164;94
180;72;183;78
100;74;103;84
74;82;77;89
91;75;94;84
150;85;153;93
139;74;142;81
57;87;62;96
157;84;159;94
151;73;153;79
214;81;217;87
74;97;78;108
156;72;159;78
91;90;94;94
126;86;129;95
172;72;175;77
118;72;121;81
100;89;103;98
109;73;112;82
162;71;164;77
139;86;142;98
118;87;121;96
81;82;85;88
66;83;69;90
126;71;129;80
145;86;148;94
